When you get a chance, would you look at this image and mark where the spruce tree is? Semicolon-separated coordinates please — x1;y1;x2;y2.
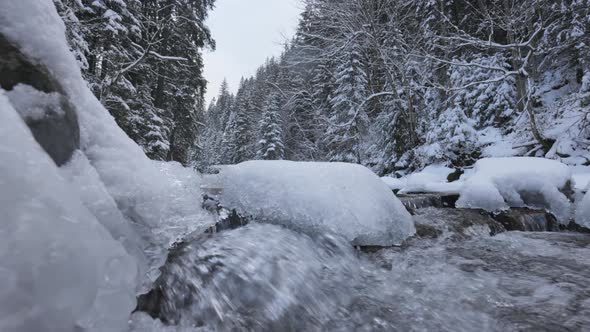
257;93;285;160
324;42;368;163
54;0;216;166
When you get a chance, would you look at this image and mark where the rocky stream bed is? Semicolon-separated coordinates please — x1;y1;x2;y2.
133;193;590;332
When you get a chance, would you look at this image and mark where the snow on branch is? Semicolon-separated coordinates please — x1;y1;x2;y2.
148;51;188;61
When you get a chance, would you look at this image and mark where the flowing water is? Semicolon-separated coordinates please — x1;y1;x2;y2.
132;209;590;332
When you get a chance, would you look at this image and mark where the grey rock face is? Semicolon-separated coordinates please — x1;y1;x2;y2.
0;34;79;166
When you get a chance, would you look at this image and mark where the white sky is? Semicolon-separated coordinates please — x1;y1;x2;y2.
203;0;303;105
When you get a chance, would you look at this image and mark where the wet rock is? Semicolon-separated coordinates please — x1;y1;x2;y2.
447;168;464;182
561;221;590;234
398;193;460;213
560;179;576;201
205;209;250;233
0;35;55;92
0;33;79;166
415;223;443;239
201;194;250;233
413;208;506;240
492;208;560;232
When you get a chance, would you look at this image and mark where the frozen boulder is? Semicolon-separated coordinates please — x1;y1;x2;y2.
218;161;415;246
456;157;573;222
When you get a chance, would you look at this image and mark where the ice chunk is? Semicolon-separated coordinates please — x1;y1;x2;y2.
218;161;415;246
0;92;137;332
60;152;149;291
456;157;573;222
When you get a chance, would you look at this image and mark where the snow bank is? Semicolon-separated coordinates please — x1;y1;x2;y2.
381;164;461;194
456;157;573;222
0;93;137;332
218;161;415;246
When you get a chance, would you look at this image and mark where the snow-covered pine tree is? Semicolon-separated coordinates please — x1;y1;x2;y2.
227;80;255;163
200;79;236;169
455;54;517;128
215;79;233;131
282;71;318;160
324;41;368;164
54;0;215;166
53;0;90;70
257;92;285;160
420;54;517;167
220;111;237;164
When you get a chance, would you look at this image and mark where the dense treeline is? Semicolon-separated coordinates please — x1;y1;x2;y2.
202;0;590;175
54;0;215;166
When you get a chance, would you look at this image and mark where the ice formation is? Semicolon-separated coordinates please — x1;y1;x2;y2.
456;157;573;222
0;1;214;331
0;94;138;332
218;161;415;246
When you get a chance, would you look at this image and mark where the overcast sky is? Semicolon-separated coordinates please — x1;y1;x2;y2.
203;0;303;105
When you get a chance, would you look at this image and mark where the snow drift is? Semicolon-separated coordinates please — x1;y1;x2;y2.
456;157;573;222
218;161;416;246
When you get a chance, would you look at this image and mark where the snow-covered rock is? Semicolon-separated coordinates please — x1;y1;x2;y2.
0;93;138;332
0;1;214;331
456;157;573;222
0;35;80;167
1;0;215;274
382;164;461;194
218;161;415;246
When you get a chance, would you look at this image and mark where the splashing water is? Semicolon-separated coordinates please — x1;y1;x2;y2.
132;219;590;332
